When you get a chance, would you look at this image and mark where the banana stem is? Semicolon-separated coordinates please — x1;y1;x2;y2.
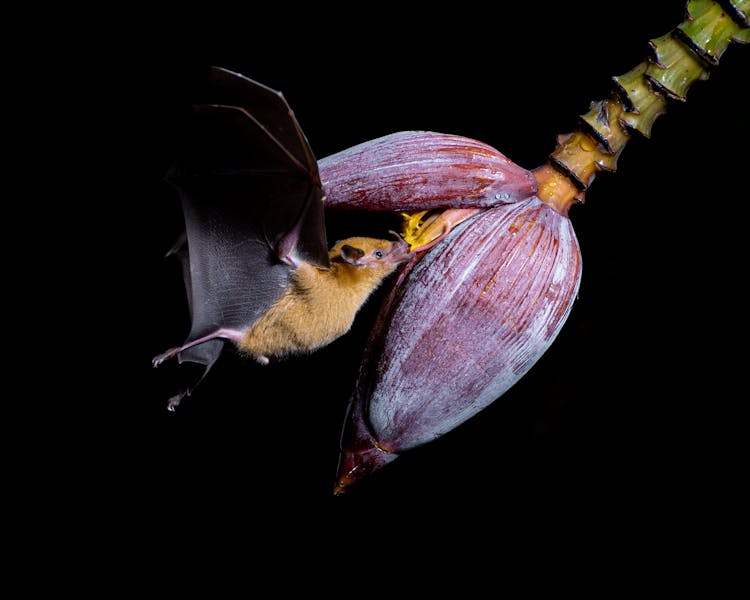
537;0;749;213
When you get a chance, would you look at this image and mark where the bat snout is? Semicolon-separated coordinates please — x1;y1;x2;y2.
386;231;412;263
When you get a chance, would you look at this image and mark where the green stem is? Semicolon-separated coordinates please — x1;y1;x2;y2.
536;0;749;214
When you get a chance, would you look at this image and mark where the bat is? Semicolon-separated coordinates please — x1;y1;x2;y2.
152;67;409;409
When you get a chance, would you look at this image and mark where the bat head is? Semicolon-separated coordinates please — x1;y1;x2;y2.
337;232;411;270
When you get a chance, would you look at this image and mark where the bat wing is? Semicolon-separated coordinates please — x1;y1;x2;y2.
163;66;329;384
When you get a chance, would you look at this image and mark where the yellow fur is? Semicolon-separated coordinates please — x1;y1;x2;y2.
239;237;403;360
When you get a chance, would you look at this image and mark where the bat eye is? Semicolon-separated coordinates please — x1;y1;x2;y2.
374;250;384;259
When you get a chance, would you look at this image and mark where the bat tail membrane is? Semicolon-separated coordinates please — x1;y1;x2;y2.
177;337;225;375
176;338;225;408
159;339;226;412
153;329;243;409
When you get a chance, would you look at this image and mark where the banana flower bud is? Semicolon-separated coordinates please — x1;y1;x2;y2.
319;132;580;493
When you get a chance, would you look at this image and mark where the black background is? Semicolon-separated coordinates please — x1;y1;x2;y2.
52;2;748;552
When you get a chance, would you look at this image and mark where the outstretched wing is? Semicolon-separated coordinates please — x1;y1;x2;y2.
166;66;329;381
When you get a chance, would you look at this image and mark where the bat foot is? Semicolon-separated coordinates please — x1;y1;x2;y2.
255;355;270;366
166;390;188;412
152;347;179;368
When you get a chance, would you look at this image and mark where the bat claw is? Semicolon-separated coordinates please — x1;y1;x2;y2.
166;390;188;412
152;348;179;368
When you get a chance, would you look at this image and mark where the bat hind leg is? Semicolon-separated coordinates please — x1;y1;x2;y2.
152;328;245;367
152;347;182;367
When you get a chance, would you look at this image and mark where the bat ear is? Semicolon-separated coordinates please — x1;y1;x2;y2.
340;245;365;266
